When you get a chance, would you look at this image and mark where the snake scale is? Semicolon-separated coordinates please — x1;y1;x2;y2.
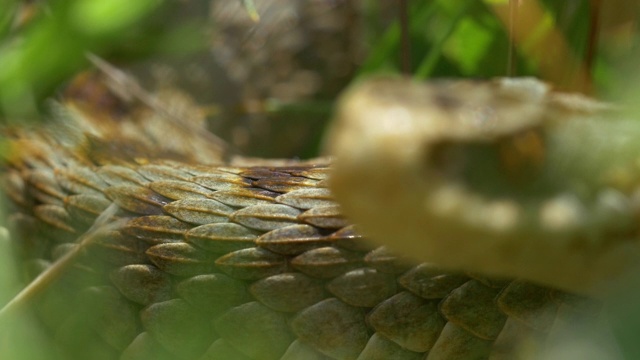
1;75;630;359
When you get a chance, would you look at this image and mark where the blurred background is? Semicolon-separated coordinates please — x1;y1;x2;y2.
1;0;639;158
1;0;640;359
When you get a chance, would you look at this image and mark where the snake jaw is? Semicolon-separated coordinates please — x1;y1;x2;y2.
326;77;640;295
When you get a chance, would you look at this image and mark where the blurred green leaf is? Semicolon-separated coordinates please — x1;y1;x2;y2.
241;0;260;22
70;0;161;36
356;0;438;77
0;0;205;121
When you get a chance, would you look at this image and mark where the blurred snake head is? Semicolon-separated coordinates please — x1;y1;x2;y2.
325;77;640;294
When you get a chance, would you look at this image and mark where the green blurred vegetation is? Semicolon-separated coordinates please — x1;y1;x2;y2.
0;0;209;121
359;0;639;95
1;0;638;122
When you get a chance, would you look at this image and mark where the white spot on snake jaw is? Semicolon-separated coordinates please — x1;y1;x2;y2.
540;195;585;233
425;183;520;234
380;106;414;134
485;200;520;233
425;184;467;218
590;189;633;236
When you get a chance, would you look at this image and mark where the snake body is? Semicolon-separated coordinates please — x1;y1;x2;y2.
1;77;624;359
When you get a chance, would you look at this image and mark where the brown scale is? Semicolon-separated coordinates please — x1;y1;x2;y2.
2;149;601;360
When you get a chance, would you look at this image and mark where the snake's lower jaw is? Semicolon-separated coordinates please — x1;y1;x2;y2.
325;77;640;296
328;152;598;295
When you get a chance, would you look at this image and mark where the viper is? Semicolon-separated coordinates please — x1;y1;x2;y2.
0;74;630;359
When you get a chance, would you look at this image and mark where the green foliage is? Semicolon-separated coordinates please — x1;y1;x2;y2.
1;0;637;120
0;0;208;121
358;0;639;97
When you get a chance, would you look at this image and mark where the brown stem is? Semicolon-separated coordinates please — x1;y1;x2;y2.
586;0;602;80
507;0;518;76
399;0;411;75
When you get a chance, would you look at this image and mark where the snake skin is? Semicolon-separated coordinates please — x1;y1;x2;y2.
1;86;605;359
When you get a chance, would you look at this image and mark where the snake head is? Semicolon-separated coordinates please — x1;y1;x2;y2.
325;77;640;295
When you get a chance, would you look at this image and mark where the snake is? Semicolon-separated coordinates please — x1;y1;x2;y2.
0;75;632;359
